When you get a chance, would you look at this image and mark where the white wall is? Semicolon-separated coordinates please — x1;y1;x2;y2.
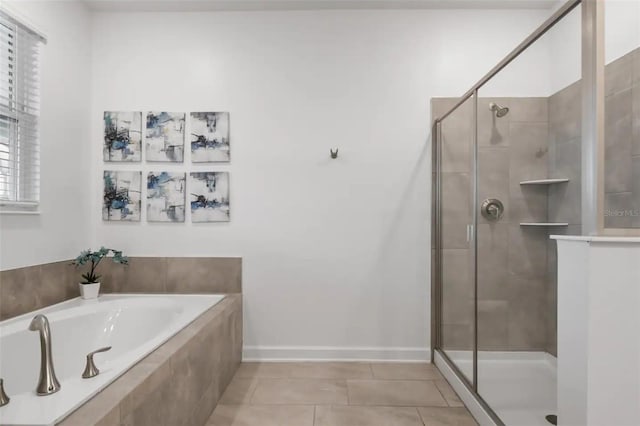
0;1;92;270
91;8;550;360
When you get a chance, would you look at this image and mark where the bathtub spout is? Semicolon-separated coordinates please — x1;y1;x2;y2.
28;315;61;396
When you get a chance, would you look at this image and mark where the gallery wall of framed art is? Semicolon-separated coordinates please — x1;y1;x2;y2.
102;111;231;223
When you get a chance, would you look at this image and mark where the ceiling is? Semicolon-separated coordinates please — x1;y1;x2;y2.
82;0;559;12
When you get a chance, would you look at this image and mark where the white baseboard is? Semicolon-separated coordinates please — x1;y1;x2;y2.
242;345;430;362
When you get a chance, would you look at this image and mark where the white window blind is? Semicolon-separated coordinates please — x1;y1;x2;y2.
0;10;43;212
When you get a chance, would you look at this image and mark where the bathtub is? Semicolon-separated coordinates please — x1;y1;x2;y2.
0;293;225;426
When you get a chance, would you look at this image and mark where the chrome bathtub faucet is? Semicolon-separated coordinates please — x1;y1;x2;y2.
28;314;61;396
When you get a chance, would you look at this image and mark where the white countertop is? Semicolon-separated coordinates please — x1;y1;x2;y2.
550;235;640;243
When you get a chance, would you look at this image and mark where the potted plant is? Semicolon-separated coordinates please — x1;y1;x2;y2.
72;247;128;299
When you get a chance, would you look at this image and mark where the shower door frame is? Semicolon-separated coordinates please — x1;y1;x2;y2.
431;0;597;423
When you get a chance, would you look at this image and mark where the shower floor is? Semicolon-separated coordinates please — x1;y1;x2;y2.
447;351;557;426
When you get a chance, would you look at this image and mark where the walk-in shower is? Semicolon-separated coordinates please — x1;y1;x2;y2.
431;1;584;425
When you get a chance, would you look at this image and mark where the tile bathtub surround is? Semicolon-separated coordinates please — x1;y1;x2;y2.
58;294;242;426
206;362;477;426
0;260;77;321
0;257;242;321
99;257;242;294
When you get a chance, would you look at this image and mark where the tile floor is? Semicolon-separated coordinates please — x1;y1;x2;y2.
206;362;477;426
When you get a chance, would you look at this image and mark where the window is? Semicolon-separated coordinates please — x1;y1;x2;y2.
0;9;44;212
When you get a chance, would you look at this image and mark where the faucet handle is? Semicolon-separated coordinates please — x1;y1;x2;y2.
82;346;112;379
0;379;9;407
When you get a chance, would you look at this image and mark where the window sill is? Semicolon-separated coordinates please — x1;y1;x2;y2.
0;210;40;215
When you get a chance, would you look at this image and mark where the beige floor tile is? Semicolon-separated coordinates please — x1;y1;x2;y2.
314;405;424;426
370;363;443;380
207;404;314;426
219;377;259;405
235;363;295;378
434;379;464;407
347;380;448;407
417;407;478;426
251;378;349;405
289;362;373;379
236;362;372;379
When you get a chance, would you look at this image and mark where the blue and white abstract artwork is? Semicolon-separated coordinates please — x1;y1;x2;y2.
190;112;230;162
147;172;186;222
103;171;142;221
189;172;230;222
103;111;142;162
146;112;185;162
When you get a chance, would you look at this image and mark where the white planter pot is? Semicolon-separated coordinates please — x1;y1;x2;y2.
79;282;100;300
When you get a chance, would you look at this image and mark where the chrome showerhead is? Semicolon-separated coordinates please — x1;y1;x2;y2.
489;102;509;118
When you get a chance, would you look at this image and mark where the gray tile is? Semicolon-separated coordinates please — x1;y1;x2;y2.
605;88;633;193
438;100;473;173
477;224;508;300
508;122;549;194
548;138;581;225
0;265;42;320
477;300;508;351
478;98;510;147
478;147;510;224
314;405;424;426
633;85;640;156
370;363;442;380
441;324;473;352
507;277;546;350
347;380;448;407
251;378;348;405
605;53;633;96
207;405;315;426
442;221;470;250
509;189;549;224
417;407;477;426
115;257;167;293
633;156;640;228
441;173;471;225
442;249;472;300
166;257;242;293
508;97;548;123
604;192;634;228
507;225;548;279
634;48;640;86
442;250;473;326
549;81;581;144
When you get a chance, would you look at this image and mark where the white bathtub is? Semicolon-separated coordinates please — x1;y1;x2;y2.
0;294;225;426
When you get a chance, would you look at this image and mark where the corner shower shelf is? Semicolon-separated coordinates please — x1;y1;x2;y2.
520;222;569;227
519;178;570;185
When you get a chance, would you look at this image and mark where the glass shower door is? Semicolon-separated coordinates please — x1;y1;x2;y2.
435;95;476;385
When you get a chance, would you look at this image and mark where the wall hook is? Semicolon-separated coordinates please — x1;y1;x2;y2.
330;148;339;159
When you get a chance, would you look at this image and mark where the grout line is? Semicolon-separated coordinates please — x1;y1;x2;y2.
247;377;261;405
368;362;375;379
415;406;427;426
432;379;452;407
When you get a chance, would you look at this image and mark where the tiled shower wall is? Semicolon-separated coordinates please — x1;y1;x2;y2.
433;96;552;352
602;47;640;229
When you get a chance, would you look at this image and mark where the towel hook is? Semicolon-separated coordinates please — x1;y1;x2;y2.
330;148;339;159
